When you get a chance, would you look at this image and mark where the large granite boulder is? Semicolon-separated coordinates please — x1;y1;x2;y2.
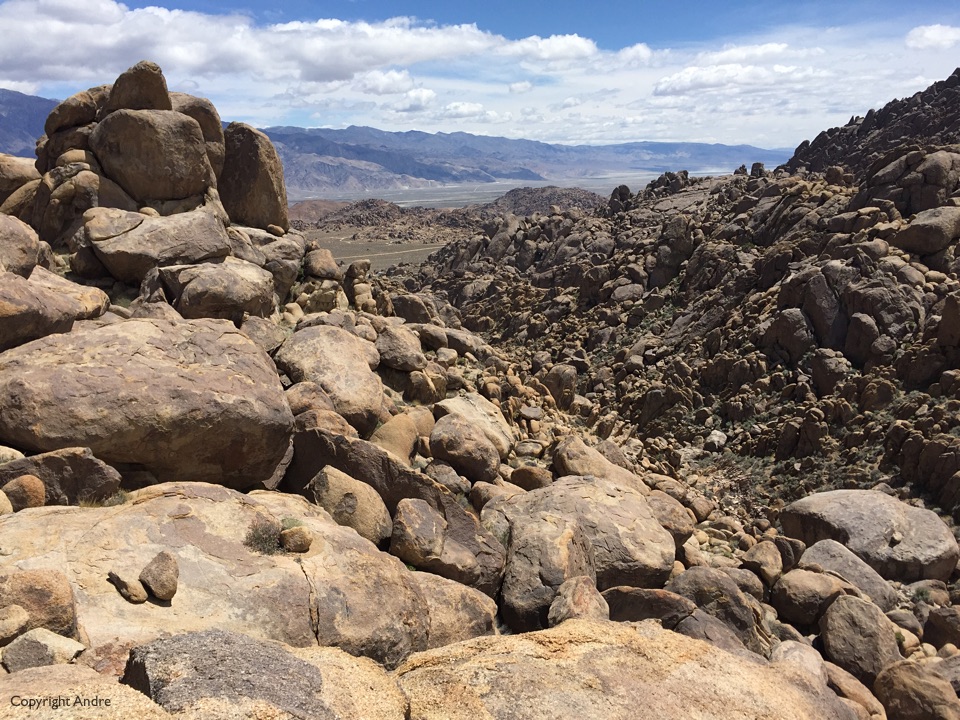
157;257;276;323
275;325;384;436
0;272;80;352
89;109;213;204
800;539;897;612
219;122;288;232
395;620;860;720
0;154;41;206
0;483;442;671
0;318;293;489
780;490;960;582
483;475;675;591
84;206;231;284
0;214;40;277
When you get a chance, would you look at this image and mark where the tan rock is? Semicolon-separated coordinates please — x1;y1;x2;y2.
139;550;179;601
0;213;39;277
0;604;29;645
1;627;85;672
305;466;392;546
0;318;293;490
0;154;40;206
219;122;288;231
0;569;77;639
370;413;420;466
552;435;650;494
0;490;11;516
435;393;516;460
2;474;45;510
279;525;313;553
90;109;213;203
548;575;609;626
170;92;225;178
158;257;276;324
395;620;860;719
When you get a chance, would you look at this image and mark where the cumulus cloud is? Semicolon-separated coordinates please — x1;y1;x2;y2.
0;0;958;147
393;87;436;112
906;24;960;50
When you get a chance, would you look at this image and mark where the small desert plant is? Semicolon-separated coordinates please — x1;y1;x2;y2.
78;489;130;508
281;517;304;531
912;587;931;604
244;516;283;555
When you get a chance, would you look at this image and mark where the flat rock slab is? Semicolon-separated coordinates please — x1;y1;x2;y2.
781;489;960;582
395;619;859;720
0;482;436;670
123;629;337;718
0;317;293;489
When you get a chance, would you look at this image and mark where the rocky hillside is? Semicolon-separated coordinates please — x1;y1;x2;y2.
0;89;57;157
0;62;959;718
787;68;960;176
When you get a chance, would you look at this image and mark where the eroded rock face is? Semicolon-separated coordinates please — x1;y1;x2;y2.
483;475;675;591
395;620;860;720
0;318;293;489
0;483;440;670
90;109;213;204
219;122;289;232
275;325;384;436
780;490;960;582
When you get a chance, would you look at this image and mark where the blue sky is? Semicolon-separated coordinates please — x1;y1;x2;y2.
1;0;958;147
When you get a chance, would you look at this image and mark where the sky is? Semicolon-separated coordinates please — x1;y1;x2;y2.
1;0;959;149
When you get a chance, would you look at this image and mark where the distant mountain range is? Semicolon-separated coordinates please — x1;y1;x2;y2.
0;88;792;199
0;89;57;157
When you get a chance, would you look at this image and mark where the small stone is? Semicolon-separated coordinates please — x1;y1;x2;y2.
280;525;313;553
2;475;45;510
0;604;29;645
107;570;148;604
1;628;85;672
139;550;179;601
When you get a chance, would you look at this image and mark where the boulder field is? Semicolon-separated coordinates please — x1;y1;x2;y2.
0;61;959;718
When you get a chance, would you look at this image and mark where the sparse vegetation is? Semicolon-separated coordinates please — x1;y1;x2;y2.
244;516;283;555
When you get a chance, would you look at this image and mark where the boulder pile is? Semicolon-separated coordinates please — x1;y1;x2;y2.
0;62;959;718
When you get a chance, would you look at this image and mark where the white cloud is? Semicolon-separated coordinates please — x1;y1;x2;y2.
906;24;960;50
355;69;415;95
392;87;436;112
0;0;958;148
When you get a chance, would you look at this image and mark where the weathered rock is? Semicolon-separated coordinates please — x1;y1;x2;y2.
435;393;516;460
219;122;288;232
85;206;231;284
0;447;121;506
395;620;860;720
0;484;437;669
742;539;784;586
27;265;110;320
90;109;213;203
0;318;293;489
543;363;578;410
552;435;650;494
158;257;276;324
781;490;960;582
123;629;337;718
510;464;553;490
0;570;77;639
0;664;172;718
409;571;498;650
874;659;960;720
0;271;79;352
0;474;45;511
819;595;903;685
499;511;595;632
377;324;427;371
1;628;85;672
825;661;888;720
169;92;225;178
602;586;698;623
665;566;770;656
771;568;855;628
391;498;504;597
369;412;419;466
925;607;960;650
646;489;695;546
0;214;39;277
101;60;171;116
430;413;500;484
275;325;383;436
548;576;609;626
801;539;898;612
138;550;179;602
484;475;675;591
891;206;960;255
0;604;29;645
0;154;41;206
306;466;392;546
107;571;149;604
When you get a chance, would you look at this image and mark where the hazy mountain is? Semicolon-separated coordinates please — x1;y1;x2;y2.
0;88;791;198
265;125;792;199
0;89;58;157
